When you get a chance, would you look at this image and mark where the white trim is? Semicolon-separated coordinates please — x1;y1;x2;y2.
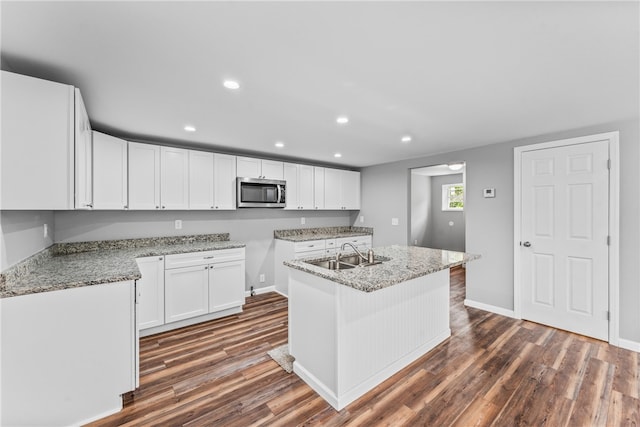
245;285;277;297
140;306;242;337
513;131;620;346
293;329;451;410
74;404;123;426
618;338;640;353
464;299;516;319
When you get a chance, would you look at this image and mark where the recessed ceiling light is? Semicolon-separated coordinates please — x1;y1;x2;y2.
334;153;342;158
184;125;196;132
275;141;285;148
401;135;412;143
448;163;464;171
336;116;349;125
223;79;240;90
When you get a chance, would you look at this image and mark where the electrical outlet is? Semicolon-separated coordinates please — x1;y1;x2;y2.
414;239;418;245
360;215;364;223
301;217;306;225
175;220;182;230
259;274;265;283
43;224;48;238
391;218;399;226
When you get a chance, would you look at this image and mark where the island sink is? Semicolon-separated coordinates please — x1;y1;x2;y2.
305;254;389;270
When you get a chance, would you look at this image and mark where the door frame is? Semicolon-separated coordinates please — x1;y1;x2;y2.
513;131;620;345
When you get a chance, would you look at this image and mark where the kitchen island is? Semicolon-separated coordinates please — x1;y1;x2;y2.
284;245;479;410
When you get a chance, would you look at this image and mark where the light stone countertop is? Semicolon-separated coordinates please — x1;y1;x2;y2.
274;226;373;242
0;235;244;299
283;245;480;293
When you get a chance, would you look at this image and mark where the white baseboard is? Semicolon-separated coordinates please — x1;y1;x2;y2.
618;338;640;353
464;299;517;319
245;285;276;297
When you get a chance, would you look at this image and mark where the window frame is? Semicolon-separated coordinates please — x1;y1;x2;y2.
442;183;464;211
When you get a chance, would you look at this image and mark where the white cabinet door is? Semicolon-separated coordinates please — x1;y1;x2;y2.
323;168;343;210
136;256;165;330
236;157;283;180
261;160;284;180
189;150;214;209
236;156;261;178
128;142;161;210
213;153;237;210
342;170;361;210
313;167;325;210
160;146;189;209
209;260;246;312
93;131;128;210
165;265;209;323
298;164;314;209
1;71;74;210
284;163;299;210
74;88;93;209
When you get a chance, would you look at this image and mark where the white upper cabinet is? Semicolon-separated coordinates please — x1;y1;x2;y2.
1;71;74;209
284;163;314;210
74;89;93;209
93;131;128;210
128;142;161;210
160;147;189;210
188;150;214;210
313;167;325;210
323;168;361;210
236;156;283;180
213;153;237;210
342;170;361;210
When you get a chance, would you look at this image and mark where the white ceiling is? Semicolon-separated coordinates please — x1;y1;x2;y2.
1;1;638;168
413;164;465;177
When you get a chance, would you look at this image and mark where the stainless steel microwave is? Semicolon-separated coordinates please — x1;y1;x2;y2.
236;177;286;208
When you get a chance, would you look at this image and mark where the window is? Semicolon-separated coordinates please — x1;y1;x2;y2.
442;183;464;211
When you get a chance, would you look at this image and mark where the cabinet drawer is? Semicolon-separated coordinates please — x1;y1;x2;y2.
165;248;245;269
336;235;372;248
294;239;326;253
294;249;327;260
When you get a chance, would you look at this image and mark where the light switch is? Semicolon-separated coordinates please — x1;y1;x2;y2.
301;217;306;225
391;218;399;226
483;188;496;198
175;220;182;230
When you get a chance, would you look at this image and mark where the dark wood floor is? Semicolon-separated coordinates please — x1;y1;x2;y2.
89;266;639;426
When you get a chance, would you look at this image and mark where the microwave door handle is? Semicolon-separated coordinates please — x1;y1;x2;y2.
277;185;282;203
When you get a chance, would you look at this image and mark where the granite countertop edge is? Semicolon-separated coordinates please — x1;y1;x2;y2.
274;226;374;242
0;235;245;299
284;246;480;293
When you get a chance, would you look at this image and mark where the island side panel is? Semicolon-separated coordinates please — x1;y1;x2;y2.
0;281;136;426
289;268;338;398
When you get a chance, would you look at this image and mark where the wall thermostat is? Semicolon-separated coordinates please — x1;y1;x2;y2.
483;188;495;198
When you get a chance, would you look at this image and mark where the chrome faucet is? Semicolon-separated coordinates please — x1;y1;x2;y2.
339;242;375;264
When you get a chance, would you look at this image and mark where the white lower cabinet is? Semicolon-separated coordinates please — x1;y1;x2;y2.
209;259;245;312
138;248;245;335
165;264;209;323
136;256;165;329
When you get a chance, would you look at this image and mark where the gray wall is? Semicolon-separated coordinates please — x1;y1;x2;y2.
54;209;355;291
410;174;430;246
0;211;54;270
426;174;465;251
357;118;640;343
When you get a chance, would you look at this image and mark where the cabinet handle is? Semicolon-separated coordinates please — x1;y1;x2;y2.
204;256;214;259
215;206;219;209
205;266;208;270
211;206;214;209
162;206;166;209
156;206;160;209
158;257;163;261
85;203;93;208
124;205;128;209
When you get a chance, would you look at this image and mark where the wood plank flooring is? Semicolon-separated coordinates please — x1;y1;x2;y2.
88;266;640;426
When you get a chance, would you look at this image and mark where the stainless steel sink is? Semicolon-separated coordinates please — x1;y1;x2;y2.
305;255;389;270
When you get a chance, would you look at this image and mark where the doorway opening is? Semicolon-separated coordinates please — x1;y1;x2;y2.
409;162;466;252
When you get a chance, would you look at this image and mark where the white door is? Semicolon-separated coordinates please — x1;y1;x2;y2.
164;265;209;323
209;260;245;312
342;170;361;210
93;132;128;210
213;153;237;209
236;156;261;178
128;142;161;210
261;160;284;180
189;150;214;209
324;168;343;209
160;146;189;209
520;140;609;340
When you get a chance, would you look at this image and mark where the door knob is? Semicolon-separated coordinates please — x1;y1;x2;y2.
522;241;531;247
